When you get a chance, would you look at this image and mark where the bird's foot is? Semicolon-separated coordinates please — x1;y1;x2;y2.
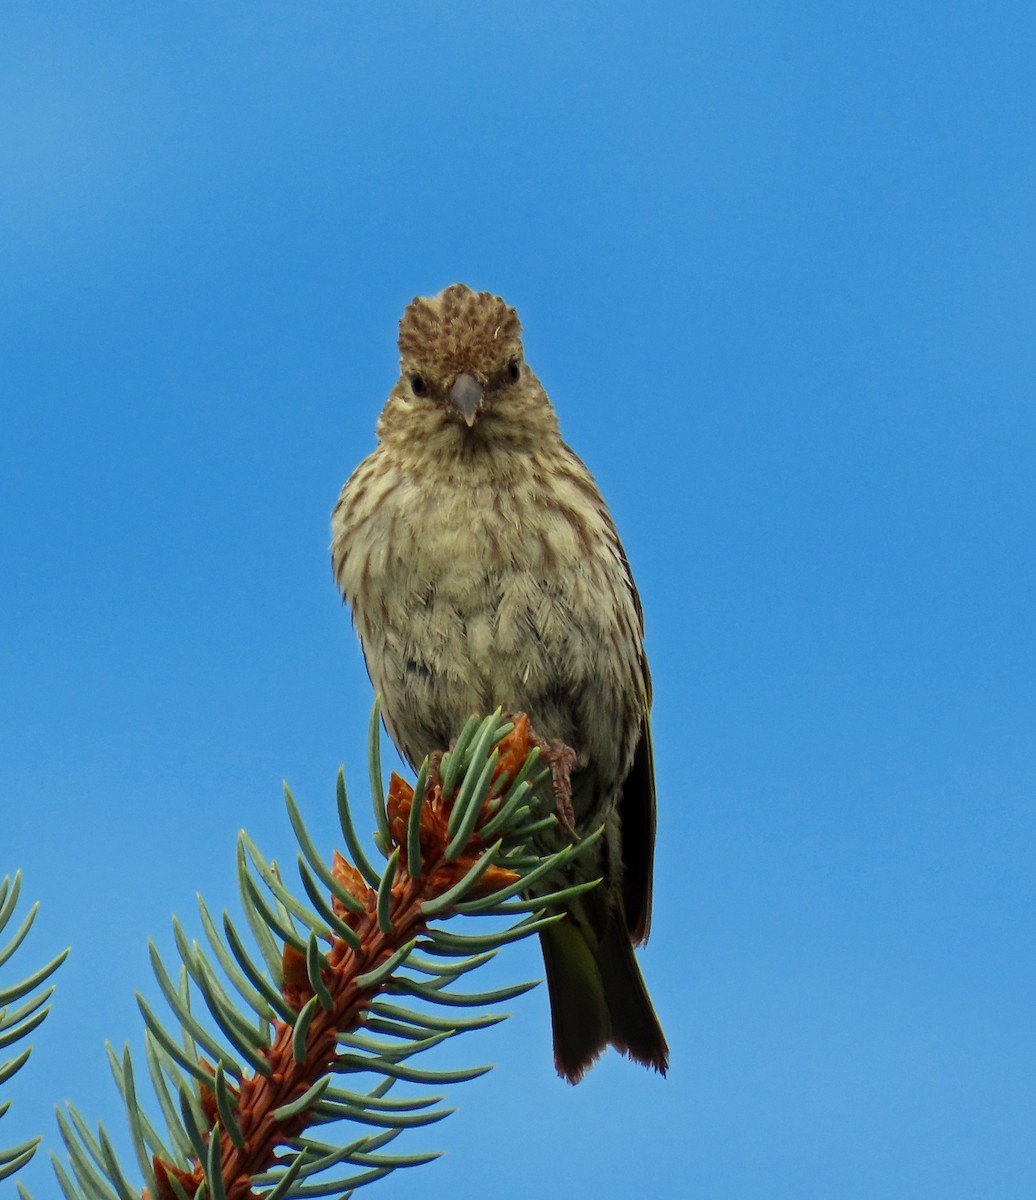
425;749;444;794
538;738;579;838
499;712;579;838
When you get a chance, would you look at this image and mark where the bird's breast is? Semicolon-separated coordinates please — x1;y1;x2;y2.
334;448;642;778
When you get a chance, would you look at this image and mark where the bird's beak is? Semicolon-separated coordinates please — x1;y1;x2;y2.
447;373;484;427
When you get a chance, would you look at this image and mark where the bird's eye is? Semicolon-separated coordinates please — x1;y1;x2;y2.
507;359;521;382
409;373;428;397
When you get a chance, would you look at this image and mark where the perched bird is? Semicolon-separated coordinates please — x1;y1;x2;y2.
331;283;668;1082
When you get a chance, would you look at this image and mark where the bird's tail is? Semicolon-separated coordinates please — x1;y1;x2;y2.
538;887;668;1084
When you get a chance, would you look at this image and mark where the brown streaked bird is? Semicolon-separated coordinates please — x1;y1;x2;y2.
331;283;668;1082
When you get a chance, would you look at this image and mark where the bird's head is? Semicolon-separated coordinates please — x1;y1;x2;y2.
390;283;532;431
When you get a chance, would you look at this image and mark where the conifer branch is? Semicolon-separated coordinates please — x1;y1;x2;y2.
0;872;69;1188
47;708;590;1199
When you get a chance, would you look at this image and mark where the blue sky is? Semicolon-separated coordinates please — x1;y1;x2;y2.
3;3;1034;1196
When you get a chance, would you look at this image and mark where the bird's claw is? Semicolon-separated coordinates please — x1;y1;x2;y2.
535;735;579;838
500;712;579;837
426;749;444;794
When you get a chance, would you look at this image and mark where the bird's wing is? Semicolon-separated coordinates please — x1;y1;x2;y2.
562;447;658;946
611;531;656;946
619;709;656;945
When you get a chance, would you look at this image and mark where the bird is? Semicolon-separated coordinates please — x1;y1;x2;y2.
331;283;668;1082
